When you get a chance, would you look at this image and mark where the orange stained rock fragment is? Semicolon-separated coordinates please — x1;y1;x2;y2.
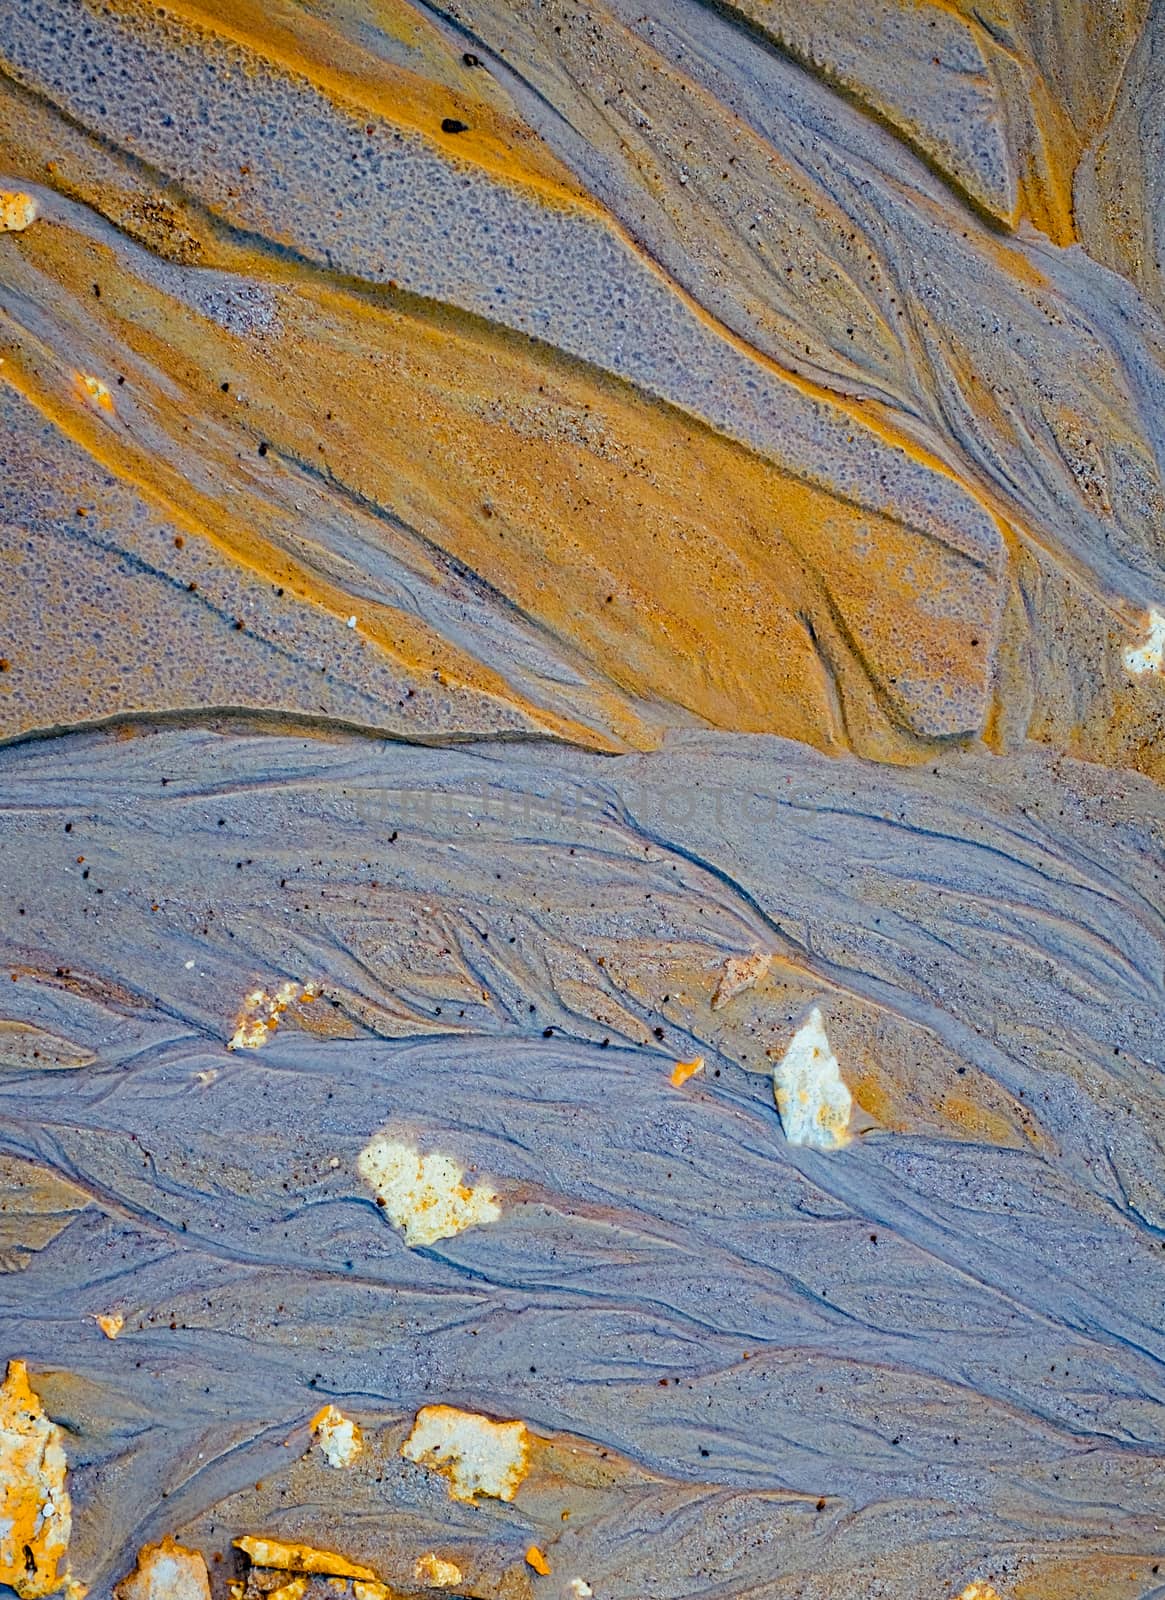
402;1404;530;1502
232;1537;376;1580
0;1360;77;1599
955;1588;1004;1600
413;1554;462;1588
0;191;39;231
525;1547;551;1577
94;1311;124;1339
670;1055;704;1087
711;950;771;1009
228;980;318;1050
114;1537;210;1600
74;374;113;413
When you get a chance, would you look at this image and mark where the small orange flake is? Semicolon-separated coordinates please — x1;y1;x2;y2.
94;1312;124;1340
525;1547;551;1577
670;1054;704;1087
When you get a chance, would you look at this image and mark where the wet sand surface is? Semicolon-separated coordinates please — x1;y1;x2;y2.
1;1;1164;1597
1;727;1163;1597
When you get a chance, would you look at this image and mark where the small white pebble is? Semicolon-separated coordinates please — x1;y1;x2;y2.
184;960;195;969
347;615;357;628
328;1156;340;1169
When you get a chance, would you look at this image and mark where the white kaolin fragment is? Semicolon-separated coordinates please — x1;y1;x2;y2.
357;1137;500;1246
1124;607;1165;674
310;1404;363;1467
401;1404;529;1502
772;1006;853;1151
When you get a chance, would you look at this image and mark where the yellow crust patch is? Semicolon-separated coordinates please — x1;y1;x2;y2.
94;1312;124;1340
356;1137;500;1246
0;1360;75;1599
401;1404;529;1502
